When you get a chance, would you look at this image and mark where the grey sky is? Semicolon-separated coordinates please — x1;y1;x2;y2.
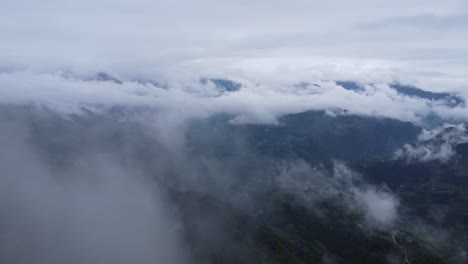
1;0;467;89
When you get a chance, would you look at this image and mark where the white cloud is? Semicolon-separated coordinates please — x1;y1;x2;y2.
0;121;188;264
357;189;399;227
394;124;468;162
1;70;468;127
275;161;400;228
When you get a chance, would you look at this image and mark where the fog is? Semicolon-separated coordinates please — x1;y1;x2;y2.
0;102;413;263
1;71;468;126
0;65;466;262
0;116;188;264
275;161;399;228
395;124;468;162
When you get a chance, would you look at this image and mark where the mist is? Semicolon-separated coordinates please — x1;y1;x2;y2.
0;75;465;261
0;112;188;264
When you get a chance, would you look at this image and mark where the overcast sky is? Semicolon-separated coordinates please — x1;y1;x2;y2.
1;0;467;89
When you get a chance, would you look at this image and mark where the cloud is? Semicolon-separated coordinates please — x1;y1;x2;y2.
394;124;468;162
275;161;399;228
357;188;399;227
0;86;462;262
1;70;468;128
357;13;468;30
0;116;188;264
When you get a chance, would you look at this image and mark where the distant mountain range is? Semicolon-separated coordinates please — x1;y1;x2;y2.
336;81;464;107
79;73;465;108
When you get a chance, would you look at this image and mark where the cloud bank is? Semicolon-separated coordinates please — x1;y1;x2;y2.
0;70;467;128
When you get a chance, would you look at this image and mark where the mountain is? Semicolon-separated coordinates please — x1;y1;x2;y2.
93;72;123;84
200;78;242;92
187;110;421;164
336;81;464;107
1;100;466;263
171;190;445;264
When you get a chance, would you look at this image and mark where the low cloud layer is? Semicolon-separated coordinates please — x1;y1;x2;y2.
0;119;188;264
0;71;468;128
276;161;399;228
395;124;468;162
0;88;462;262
